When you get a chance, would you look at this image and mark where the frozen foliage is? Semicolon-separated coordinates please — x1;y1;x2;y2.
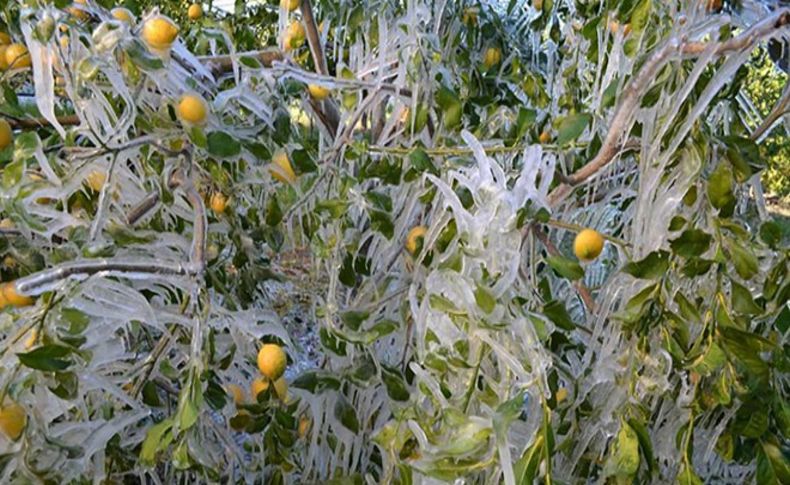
0;0;787;483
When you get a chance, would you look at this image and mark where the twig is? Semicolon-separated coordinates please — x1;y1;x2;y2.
7;115;80;129
548;9;790;207
300;0;340;135
197;48;283;75
126;192;160;225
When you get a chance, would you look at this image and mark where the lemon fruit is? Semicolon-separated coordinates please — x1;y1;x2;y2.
307;84;330;100
250;377;269;401
111;8;134;24
210;192;227;215
482;47;501;70
176;93;208;125
188;4;203;21
85;170;106;192
573;229;604;261
5;43;31;69
0;33;11;45
226;384;245;405
270;151;296;184
0;119;12;149
0;282;34;309
538;131;551;144
0;45;9;70
257;343;287;380
462;7;478;26
0;402;26;440
284;20;305;51
406;225;427;255
142;15;179;50
281;0;300;11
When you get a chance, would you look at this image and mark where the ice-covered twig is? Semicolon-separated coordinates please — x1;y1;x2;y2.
198;48;283;75
300;0;340;135
548;8;790;207
126;192;161;225
168;167;207;271
14;259;199;297
8;114;80;129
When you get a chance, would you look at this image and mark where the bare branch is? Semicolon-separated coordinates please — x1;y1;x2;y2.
198;48;284;75
751;79;790;141
300;0;340;135
548;9;790;207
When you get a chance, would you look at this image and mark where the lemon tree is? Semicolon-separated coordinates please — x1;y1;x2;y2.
0;0;787;484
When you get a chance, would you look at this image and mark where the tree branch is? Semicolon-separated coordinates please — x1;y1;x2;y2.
198;48;283;75
548;9;790;207
751;78;790;141
300;0;340;136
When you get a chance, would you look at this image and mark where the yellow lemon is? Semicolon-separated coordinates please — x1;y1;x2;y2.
0;119;13;149
176;93;208;125
533;0;543;10
187;4;203;21
406;225;427;255
257;343;287;380
226;383;245;405
573;229;604;261
307;84;330;100
3;256;16;269
5;43;31;69
250;377;269;401
0;282;34;309
0;402;26;441
141;15;179;50
555;387;568;403
270;151;296;184
0;45;9;70
482;47;501;69
111;8;134;24
210;192;227;215
284;20;305;51
538;130;551;144
281;0;300;11
273;376;288;402
85;170;106;192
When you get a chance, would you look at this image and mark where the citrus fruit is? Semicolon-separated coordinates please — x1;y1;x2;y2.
482;47;501;69
0;33;10;45
281;0;300;11
0;119;12;149
141;15;179;50
257;343;287;380
538;131;551;144
111;8;134;24
0;401;26;440
85;170;106;192
250;377;269;401
226;384;245;405
210;192;227;215
176;93;208;125
188;4;203;21
0;282;34;309
307;84;330;100
5;43;31;69
573;229;604;261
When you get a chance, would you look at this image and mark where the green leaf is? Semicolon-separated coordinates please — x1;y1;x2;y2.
334;396;360;433
474;285;496;314
604;420;640;479
688;341;726;377
514;435;544;485
670;229;712;258
627;418;656;475
758;441;790;485
3;159;23;188
291;148;317;174
291;370;341;394
677;462;704;485
17;345;72;371
140;419;173;466
707;163;735;212
759;220;782;249
407;148;438;177
622;250;670;279
555;112;591;146
206;131;241;158
723;237;758;280
543;300;575;331
730;280;762;315
61;307;90;334
546;255;584;281
340;311;369;331
369;209;394;239
435;86;463;129
381;366;410;401
630;0;652;34
124;39;165;70
319;327;347;356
